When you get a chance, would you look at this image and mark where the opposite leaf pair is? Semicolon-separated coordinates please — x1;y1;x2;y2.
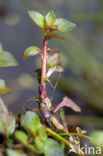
28;10;76;32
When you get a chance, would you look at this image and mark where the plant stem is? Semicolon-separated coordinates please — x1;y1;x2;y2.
41;36;48;99
59;133;91;140
46;128;85;155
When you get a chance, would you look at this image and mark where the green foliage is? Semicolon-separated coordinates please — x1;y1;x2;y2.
0;51;18;67
38;125;48;141
0;43;18;95
47;50;60;68
0;113;15;136
34;137;64;156
0;98;15;136
54;19;76;32
90;131;103;147
0;10;87;156
21;111;41;136
6;114;15;136
45;11;56;27
15;131;28;145
23;46;41;59
0;100;64;155
34;137;45;153
28;10;45;28
44;139;64;156
16;111;64;155
0;43;18;67
0;79;11;94
28;10;75;33
7;149;27;156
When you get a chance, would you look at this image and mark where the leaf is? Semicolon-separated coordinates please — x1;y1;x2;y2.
34;137;45;153
0;113;15;136
90;131;103;147
54;96;81;112
20;111;41;136
47;65;63;78
45;11;56;27
0;79;11;94
44;139;64;156
45;32;64;40
0;51;18;67
23;46;41;59
0;96;8;113
28;10;45;28
38;125;48;141
5;113;15;136
47;50;60;68
15;131;28;145
7;149;27;156
54;18;76;32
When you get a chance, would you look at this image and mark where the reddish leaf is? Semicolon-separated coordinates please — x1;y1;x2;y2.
45;32;64;40
54;96;81;112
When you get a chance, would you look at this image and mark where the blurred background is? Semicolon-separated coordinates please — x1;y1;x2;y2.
0;0;103;137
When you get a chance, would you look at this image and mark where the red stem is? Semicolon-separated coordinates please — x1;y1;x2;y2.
41;36;48;99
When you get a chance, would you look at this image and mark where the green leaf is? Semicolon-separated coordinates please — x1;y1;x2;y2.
0;51;18;67
28;10;45;28
6;113;15;136
0;79;11;94
0;43;18;67
44;139;64;156
90;131;103;147
23;46;41;59
45;11;56;27
0;113;15;136
7;149;27;156
21;111;41;136
47;65;63;78
47;50;60;68
15;131;28;145
27;144;41;153
54;19;76;32
34;137;45;153
38;125;48;141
